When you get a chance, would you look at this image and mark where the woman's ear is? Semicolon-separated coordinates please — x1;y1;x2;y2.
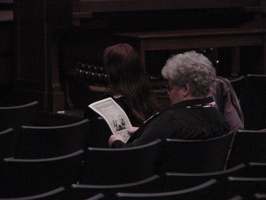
182;84;190;97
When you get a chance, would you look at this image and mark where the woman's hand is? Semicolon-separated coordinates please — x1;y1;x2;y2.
108;134;124;147
108;127;139;147
127;127;139;135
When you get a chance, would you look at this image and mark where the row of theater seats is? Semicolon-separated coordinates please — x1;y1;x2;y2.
0;150;266;199
1;171;266;199
0;101;265;172
0;125;266;199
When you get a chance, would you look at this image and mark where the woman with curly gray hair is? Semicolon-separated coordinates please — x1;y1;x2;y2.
108;51;230;148
162;51;216;104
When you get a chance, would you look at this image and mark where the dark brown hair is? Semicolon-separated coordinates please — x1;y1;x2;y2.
104;43;159;121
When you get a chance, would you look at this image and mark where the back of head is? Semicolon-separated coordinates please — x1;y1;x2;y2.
161;51;216;97
104;43;145;89
103;43;159;122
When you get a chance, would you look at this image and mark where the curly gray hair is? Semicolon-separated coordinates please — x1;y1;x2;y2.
161;51;216;97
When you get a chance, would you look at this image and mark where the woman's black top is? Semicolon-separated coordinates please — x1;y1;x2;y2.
112;97;230;148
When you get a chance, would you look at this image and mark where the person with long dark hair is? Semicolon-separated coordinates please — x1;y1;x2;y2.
102;43;159;125
84;43;159;147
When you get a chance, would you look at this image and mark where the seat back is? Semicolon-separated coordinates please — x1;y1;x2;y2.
254;193;266;199
226;177;266;199
227;130;266;168
239;74;266;130
0;128;16;160
80;139;162;184
86;116;112;148
227;195;244;200
14;119;90;159
35;110;83;126
246;162;266;177
0;187;69;200
164;163;246;191
0;101;39;132
85;193;105;200
71;175;161;199
115;179;219;200
230;75;245;100
158;132;234;174
0;150;84;198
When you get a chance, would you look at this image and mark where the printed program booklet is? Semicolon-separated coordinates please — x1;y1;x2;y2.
88;97;132;143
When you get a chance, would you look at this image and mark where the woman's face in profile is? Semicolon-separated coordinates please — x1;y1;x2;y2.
167;81;184;104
